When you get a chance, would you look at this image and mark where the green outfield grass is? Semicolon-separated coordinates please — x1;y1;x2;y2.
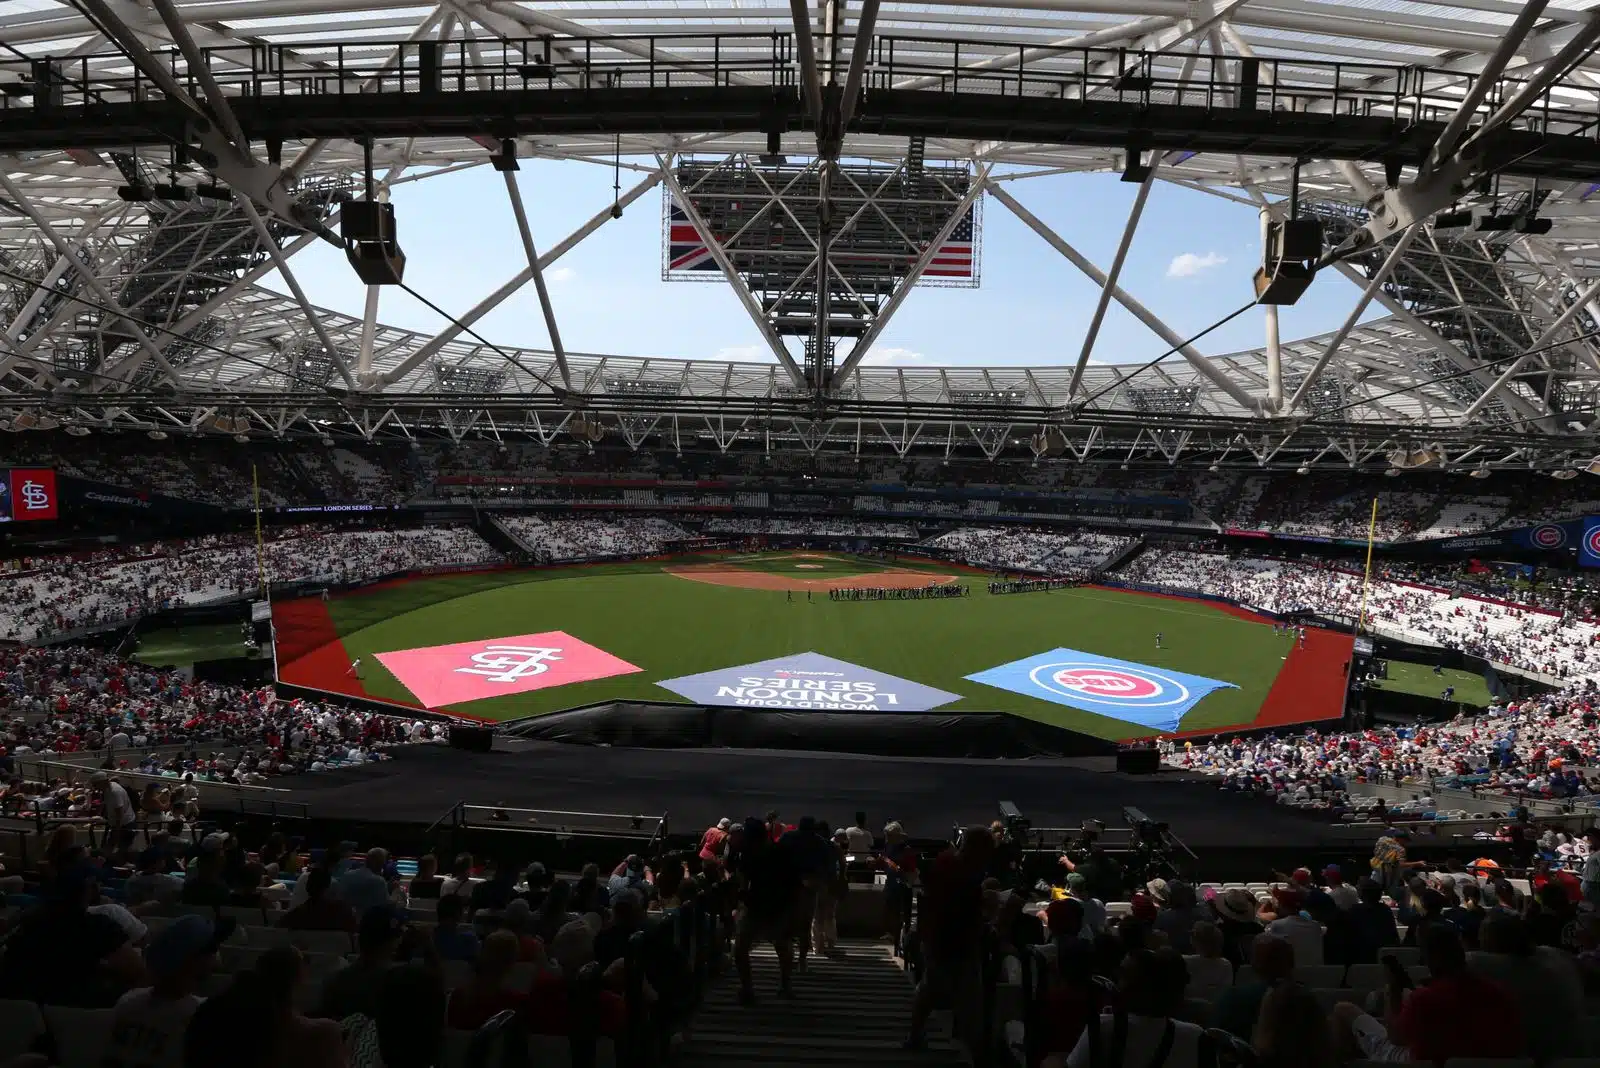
317;554;1307;739
718;552;954;579
134;623;251;667
1373;661;1492;707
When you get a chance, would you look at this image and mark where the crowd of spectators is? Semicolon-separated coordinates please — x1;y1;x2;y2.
700;517;920;539
0;782;1592;1068
931;527;1134;575
496;516;690;562
1118;548;1600;681
0;644;443;791
1161;677;1600;805
0;526;499;642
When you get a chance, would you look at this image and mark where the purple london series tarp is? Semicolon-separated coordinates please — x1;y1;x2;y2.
655;652;963;713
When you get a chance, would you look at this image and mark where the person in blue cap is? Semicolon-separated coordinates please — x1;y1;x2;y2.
105;913;234;1068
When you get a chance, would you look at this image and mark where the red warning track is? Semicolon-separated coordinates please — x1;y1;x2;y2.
273;597;415;708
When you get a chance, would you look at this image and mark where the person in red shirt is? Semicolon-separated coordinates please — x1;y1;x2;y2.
699;819;731;861
445;930;526;1030
1334;924;1523;1063
906;825;994;1050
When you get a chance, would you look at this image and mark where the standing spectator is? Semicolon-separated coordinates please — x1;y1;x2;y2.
906;826;995;1051
812;827;848;958
1334;925;1523;1063
1440;879;1485;948
94;770;138;857
879;821;918;943
1582;826;1600;909
1370;830;1422;897
338;848;392;917
699;818;731;862
732;816;800;1005
106;914;232;1068
844;811;875;854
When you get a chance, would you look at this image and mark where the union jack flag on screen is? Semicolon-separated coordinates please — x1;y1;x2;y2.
667;201;721;273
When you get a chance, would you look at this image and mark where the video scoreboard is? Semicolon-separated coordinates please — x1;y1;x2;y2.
0;468;59;522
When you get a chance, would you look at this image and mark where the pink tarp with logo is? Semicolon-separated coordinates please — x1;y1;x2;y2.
373;631;641;708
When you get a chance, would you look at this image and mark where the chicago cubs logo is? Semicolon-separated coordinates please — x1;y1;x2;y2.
1531;524;1566;549
1028;662;1191;708
1586;527;1600;558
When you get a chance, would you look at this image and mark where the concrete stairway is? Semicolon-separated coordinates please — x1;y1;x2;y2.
676;939;969;1067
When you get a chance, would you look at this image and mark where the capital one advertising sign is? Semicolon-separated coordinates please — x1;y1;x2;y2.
0;468;58;522
374;631;641;708
656;652;962;713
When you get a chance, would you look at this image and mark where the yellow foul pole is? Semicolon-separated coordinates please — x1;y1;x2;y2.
252;464;266;598
1355;495;1378;633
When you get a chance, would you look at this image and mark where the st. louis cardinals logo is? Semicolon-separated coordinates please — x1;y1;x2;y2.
1531;524;1566;549
454;645;563;683
18;479;50;513
1028;662;1190;708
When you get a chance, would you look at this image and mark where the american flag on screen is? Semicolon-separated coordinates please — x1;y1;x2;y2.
667;202;720;273
923;209;975;279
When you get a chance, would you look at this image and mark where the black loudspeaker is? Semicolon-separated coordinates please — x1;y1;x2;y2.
1116;746;1161;774
448;725;495;753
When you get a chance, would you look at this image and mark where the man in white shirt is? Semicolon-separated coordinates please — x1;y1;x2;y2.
1322;865;1361;910
1583;828;1600;909
92;771;138;855
843;811;875;855
1265;887;1324;966
104;914;233;1068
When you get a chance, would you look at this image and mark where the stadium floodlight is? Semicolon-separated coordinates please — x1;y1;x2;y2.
1384;467;1402;477
1296;465;1310;475
64;424;89;437
1552;468;1579;480
1469;465;1491;479
320;435;334;446
233;433;249;444
147;430;167;441
1433;208;1473;230
1207;464;1219;472
116;184;154;202
1584;457;1600;476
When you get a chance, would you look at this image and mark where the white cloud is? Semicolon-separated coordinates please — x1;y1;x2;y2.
545;266;574;283
860;346;927;366
1166;251;1227;279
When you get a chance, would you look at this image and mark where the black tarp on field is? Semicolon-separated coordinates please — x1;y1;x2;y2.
500;701;1120;759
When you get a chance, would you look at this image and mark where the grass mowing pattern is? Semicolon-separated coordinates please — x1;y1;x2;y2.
1373;661;1492;708
308;554;1317;740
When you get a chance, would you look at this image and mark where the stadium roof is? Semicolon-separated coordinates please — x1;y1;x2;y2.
2;0;1600;469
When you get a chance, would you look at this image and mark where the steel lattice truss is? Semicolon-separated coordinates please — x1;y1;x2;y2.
3;0;1600;472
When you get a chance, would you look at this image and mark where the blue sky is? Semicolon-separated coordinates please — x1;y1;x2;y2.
262;156;1374;368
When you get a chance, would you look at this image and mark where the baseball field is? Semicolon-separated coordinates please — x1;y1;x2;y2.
271;551;1353;741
